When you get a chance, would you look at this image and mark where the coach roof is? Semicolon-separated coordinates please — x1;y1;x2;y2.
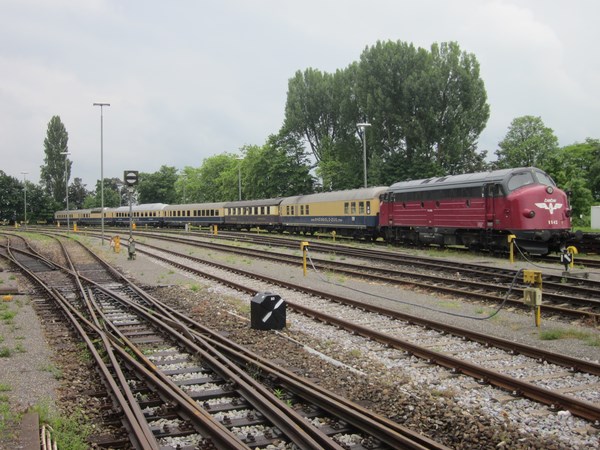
281;187;388;205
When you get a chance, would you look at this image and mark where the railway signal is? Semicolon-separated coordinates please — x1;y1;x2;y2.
124;170;139;187
124;170;138;258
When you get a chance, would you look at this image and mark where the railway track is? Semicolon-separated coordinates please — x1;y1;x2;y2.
101;233;600;425
1;233;447;449
88;229;600;323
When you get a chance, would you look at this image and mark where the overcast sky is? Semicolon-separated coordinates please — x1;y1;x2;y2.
2;0;598;189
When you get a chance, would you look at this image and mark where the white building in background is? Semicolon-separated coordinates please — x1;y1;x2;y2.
592;206;600;229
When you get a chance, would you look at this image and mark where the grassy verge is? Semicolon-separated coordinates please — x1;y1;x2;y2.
540;328;600;347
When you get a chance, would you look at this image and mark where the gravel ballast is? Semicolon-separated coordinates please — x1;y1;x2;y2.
3;232;600;449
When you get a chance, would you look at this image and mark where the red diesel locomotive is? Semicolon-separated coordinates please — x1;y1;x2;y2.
379;167;572;254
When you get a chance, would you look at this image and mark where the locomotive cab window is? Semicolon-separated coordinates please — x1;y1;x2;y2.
508;172;535;192
535;170;556;187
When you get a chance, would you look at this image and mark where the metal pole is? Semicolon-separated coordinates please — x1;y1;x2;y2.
93;102;110;244
129;187;133;242
238;164;242;201
61;152;71;231
21;172;28;229
357;123;371;188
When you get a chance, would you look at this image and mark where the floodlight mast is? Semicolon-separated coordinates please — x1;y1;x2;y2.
357;122;371;188
93;102;110;244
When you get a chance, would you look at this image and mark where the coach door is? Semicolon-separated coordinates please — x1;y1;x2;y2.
484;183;496;229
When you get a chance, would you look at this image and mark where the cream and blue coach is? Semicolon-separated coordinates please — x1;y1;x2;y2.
280;187;388;239
163;202;226;228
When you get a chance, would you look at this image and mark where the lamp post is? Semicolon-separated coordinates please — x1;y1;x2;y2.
236;157;243;200
21;172;28;229
60;151;71;231
93;102;110;244
357;122;371;188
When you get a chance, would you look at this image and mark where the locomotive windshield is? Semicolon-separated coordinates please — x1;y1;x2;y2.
507;170;556;192
534;170;556;187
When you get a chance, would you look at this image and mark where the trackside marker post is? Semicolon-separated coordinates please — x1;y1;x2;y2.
301;241;310;276
523;270;543;327
508;235;516;263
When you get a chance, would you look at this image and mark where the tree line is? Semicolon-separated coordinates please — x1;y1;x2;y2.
1;40;598;227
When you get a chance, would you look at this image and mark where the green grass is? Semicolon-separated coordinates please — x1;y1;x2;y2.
40;364;63;380
0;309;16;323
0;347;11;358
0;396;15;435
33;402;92;450
540;328;600;346
0;384;10;392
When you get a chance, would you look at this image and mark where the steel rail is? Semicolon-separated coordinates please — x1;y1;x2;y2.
152;310;451;450
128;242;600;422
87;283;347;450
3;244;155;449
112;231;600;320
46;235;345;449
132;242;600;375
49;232;448;449
56;287;250;450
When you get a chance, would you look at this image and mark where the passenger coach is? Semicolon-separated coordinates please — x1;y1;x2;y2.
222;198;283;232
163;202;226;228
280;187;388;239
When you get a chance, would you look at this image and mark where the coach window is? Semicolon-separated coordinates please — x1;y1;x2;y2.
366;202;371;214
351;202;356;214
306;205;310;215
466;199;471;208
420;202;424;208
359;202;364;214
344;202;349;214
435;201;440;208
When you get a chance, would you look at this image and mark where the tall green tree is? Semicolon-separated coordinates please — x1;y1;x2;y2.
193;155;241;202
26;183;57;223
40;116;71;205
0;171;23;222
495;116;558;169
137;166;179;204
542;138;600;226
282;40;490;189
68;177;90;210
84;178;122;208
242;134;315;199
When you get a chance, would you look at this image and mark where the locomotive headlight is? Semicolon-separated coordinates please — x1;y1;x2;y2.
523;209;536;218
546;186;554;194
